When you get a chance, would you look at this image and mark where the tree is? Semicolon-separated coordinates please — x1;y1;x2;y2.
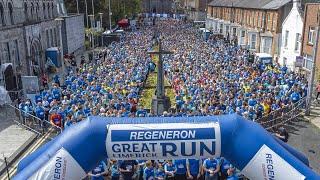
64;0;142;28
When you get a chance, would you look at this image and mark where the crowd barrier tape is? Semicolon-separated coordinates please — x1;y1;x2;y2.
14;114;319;180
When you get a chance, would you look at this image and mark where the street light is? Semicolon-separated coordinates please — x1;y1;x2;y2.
99;12;104;47
54;17;66;81
76;0;79;14
88;14;95;58
84;0;89;27
108;0;112;31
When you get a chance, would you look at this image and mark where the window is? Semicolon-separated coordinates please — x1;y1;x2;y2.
43;3;46;19
240;30;246;45
226;25;230;35
232;28;237;36
304;54;313;70
250;34;257;50
283;57;287;66
261;37;272;54
53;28;57;46
50;29;53;46
36;3;40;20
24;3;28;21
0;3;5;26
4;42;11;63
31;3;34;20
295;33;301;51
284;30;289;48
8;3;14;25
308;27;315;45
46;29;50;48
14;40;20;65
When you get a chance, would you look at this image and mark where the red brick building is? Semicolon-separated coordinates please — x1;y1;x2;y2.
301;3;320;72
206;0;293;59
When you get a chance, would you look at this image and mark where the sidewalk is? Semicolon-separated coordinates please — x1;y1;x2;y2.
0;125;37;175
305;101;320;129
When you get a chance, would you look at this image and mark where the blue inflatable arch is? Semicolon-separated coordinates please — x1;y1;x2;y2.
14;114;319;180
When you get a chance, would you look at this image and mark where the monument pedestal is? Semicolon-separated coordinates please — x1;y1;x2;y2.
151;96;171;115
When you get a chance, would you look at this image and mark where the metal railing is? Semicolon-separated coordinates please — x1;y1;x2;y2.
5;104;62;139
256;97;307;131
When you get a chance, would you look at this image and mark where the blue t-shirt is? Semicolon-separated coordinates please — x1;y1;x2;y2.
144;167;154;180
91;161;106;180
35;106;45;119
187;159;200;176
174;159;187;175
220;159;231;175
227;174;239;180
111;164;120;177
164;163;176;176
203;158;219;177
156;169;165;179
290;92;301;103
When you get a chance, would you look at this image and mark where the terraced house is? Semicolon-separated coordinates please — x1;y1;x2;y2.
206;0;294;60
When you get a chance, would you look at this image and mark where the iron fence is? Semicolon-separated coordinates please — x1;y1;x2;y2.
5;104;62;138
256;97;307;131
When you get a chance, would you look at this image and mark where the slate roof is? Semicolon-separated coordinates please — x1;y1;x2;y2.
208;0;292;10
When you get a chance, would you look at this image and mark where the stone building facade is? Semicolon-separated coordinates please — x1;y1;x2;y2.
0;0;60;90
207;0;293;59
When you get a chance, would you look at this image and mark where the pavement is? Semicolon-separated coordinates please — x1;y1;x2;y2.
0;125;37;176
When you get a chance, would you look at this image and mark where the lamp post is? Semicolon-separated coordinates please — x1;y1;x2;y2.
76;0;79;14
84;0;89;27
88;14;95;59
55;17;66;80
99;12;104;47
108;0;112;31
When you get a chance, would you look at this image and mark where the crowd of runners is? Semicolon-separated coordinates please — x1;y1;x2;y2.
15;19;309;180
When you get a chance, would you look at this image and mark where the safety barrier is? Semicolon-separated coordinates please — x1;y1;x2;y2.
256;97;307;131
5;104;62;138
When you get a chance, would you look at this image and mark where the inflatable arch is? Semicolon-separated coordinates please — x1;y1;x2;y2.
14;114;319;180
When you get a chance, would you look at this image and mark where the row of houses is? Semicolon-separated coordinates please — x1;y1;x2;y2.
206;0;320;72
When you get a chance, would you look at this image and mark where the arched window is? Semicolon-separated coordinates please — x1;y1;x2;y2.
24;2;28;21
30;3;34;20
43;3;46;19
0;3;5;26
47;2;50;18
8;3;14;25
51;3;54;18
36;3;39;20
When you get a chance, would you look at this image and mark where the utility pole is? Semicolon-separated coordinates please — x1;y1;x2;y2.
306;9;320;115
147;31;173;115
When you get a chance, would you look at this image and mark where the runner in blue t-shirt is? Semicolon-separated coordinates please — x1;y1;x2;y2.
143;161;155;180
110;159;120;180
174;159;187;180
203;157;220;180
187;159;201;180
88;161;107;180
155;163;165;180
164;160;176;180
